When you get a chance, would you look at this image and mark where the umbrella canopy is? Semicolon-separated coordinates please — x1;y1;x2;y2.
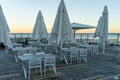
49;0;74;45
93;16;103;38
71;22;96;37
71;22;96;30
93;5;108;54
32;10;48;40
0;5;12;48
101;5;108;42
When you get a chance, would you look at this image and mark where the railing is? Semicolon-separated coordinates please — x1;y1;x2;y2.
10;33;32;39
75;33;120;43
9;33;120;43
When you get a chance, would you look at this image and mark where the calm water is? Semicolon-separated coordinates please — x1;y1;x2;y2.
9;33;120;42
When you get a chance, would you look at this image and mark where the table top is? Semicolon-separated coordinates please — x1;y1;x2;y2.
18;52;45;61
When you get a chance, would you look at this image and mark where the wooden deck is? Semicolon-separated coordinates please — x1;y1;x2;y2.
0;48;119;80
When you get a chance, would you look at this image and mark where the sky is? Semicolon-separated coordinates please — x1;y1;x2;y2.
0;0;120;33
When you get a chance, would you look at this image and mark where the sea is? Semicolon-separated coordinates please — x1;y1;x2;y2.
9;33;120;43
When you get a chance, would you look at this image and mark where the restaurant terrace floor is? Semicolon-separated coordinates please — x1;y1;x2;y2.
0;47;119;80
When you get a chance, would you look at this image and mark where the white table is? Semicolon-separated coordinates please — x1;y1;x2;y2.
12;47;36;62
18;52;45;79
61;47;88;64
61;48;79;64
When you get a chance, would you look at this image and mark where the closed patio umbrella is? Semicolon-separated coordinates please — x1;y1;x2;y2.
0;5;12;48
93;16;102;38
49;0;75;45
101;6;108;42
32;10;48;41
93;5;108;54
101;5;108;54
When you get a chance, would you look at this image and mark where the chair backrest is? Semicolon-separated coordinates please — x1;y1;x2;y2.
35;52;45;55
38;46;43;52
5;46;8;54
45;44;53;54
23;53;33;56
28;47;38;53
79;49;87;56
29;58;41;67
29;42;38;47
93;45;98;50
87;46;92;52
44;54;55;65
13;43;22;48
70;49;79;57
18;49;27;55
70;47;76;49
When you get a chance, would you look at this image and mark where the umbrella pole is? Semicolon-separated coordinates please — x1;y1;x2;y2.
103;41;105;54
60;43;63;61
73;29;76;38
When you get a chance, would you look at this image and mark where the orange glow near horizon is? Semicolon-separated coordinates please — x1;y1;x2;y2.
10;25;33;33
9;24;52;33
9;19;120;33
9;25;120;33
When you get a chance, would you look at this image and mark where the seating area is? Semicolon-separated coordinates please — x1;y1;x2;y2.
0;0;119;79
2;40;120;80
0;43;120;80
0;34;118;80
26;57;42;80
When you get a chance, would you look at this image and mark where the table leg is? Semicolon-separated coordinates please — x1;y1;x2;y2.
22;63;27;79
62;53;68;64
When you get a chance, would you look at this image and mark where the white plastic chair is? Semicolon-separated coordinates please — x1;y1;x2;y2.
70;49;79;64
22;53;33;56
13;43;22;48
35;52;45;55
5;46;10;54
44;44;53;54
28;47;38;53
16;49;27;62
29;42;38;47
26;58;42;80
38;46;43;52
87;46;93;55
44;54;56;76
93;45;98;55
18;49;27;55
79;49;87;63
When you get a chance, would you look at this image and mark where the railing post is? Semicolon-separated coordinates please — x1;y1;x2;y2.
73;29;76;38
21;33;22;39
87;34;89;43
81;34;82;42
15;33;16;40
28;33;29;39
117;34;119;43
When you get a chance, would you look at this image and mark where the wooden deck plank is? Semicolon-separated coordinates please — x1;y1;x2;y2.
0;49;119;80
82;75;105;80
33;72;64;80
0;73;21;78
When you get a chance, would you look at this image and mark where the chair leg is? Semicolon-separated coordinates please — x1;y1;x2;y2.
35;68;38;73
77;56;79;64
70;57;72;64
40;66;42;77
44;66;46;76
28;67;30;80
15;55;17;62
84;56;87;62
96;50;99;55
52;65;56;74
